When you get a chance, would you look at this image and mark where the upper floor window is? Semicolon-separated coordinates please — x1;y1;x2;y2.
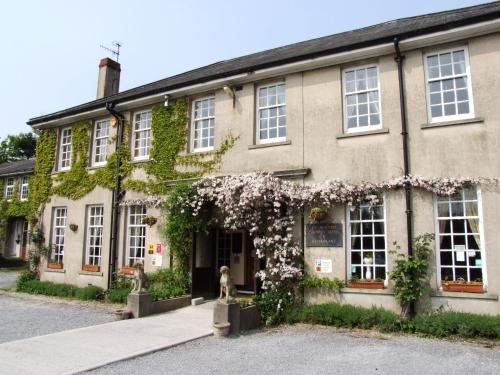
192;97;215;152
59;127;72;170
93;119;110;166
348;196;387;283
4;177;14;199
343;65;381;133
132;110;152;160
257;83;286;144
20;175;29;200
425;47;474;122
435;187;484;285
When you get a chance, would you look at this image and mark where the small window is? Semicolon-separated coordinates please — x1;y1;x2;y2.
348;197;387;281
51;207;67;264
132;110;152;160
4;177;14;199
425;47;474;122
256;83;286;144
192;97;215;152
343;65;382;133
126;205;146;266
93;119;110;166
436;187;484;284
20;176;29;200
59;127;72;170
85;205;104;266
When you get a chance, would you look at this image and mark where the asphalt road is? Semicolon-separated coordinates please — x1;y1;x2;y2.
86;324;500;375
0;292;117;344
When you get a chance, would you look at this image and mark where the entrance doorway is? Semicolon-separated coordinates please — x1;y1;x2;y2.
191;229;259;299
4;218;28;259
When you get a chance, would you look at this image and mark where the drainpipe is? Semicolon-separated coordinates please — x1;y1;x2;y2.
394;37;415;316
105;102;125;289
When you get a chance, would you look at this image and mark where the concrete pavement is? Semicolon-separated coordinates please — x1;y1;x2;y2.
0;271;20;289
0;301;214;375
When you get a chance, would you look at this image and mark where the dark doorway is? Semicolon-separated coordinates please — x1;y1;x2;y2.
191;229;216;299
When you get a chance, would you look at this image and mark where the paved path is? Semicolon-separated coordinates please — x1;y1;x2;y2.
0;301;214;375
88;324;500;375
0;271;20;289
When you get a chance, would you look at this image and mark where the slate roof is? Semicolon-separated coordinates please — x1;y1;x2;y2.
0;159;35;177
28;1;500;126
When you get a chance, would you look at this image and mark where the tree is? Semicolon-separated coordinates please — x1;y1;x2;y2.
0;133;37;163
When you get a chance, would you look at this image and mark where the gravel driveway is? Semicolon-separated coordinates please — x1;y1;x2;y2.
86;325;500;375
0;271;20;289
0;292;117;343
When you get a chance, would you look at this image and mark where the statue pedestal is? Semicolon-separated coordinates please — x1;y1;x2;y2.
127;291;152;318
213;300;240;335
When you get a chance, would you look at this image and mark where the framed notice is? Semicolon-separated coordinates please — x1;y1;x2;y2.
306;223;343;247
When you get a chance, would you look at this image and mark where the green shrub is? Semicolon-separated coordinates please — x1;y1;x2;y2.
75;285;104;301
412;311;500;339
0;256;27;269
254;284;296;326
106;287;131;304
148;268;189;301
16;279;78;297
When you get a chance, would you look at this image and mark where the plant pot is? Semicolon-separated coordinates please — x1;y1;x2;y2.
82;264;100;273
442;282;483;294
121;266;136;275
348;280;384;289
309;209;327;222
48;262;63;270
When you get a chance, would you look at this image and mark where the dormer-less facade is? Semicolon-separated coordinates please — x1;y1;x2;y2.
27;2;500;314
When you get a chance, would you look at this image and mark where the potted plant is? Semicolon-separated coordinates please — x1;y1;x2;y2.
82;264;100;272
348;275;385;289
47;260;63;269
442;277;483;293
142;216;158;227
309;207;328;222
69;223;78;232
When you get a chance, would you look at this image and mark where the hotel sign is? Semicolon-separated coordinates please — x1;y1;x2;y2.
306;223;343;247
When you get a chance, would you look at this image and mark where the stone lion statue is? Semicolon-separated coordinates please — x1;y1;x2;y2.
131;263;149;293
219;265;236;303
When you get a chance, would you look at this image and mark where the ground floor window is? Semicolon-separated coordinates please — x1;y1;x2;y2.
347;197;386;280
51;207;67;264
126;205;146;266
85;205;104;266
436;187;484;283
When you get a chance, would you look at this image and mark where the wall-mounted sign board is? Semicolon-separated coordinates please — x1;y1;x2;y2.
306;223;343;247
315;259;332;273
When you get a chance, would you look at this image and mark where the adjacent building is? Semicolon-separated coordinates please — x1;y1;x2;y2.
27;2;500;314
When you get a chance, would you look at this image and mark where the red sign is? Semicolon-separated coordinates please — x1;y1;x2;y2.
156;244;162;254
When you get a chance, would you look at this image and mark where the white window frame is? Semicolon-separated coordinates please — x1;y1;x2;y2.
343;64;383;133
434;187;487;289
132;110;152;161
59;127;72;171
51;207;67;264
191;96;215;152
92;119;110;166
347;196;388;284
256;82;286;144
20;175;29;201
424;46;475;123
4;177;15;199
85;205;104;266
126;205;147;266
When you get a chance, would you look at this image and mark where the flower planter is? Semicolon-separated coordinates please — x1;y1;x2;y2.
47;262;63;270
82;264;100;273
120;266;136;275
309;208;327;222
348;280;385;289
240;304;261;331
442;282;483;294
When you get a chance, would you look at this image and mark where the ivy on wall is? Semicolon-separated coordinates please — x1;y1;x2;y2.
0;180;32;251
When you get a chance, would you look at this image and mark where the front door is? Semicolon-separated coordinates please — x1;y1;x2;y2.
191;229;216;299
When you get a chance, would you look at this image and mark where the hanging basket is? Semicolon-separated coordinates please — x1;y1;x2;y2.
309;207;328;222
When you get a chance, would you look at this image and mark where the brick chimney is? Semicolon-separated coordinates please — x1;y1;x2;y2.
96;58;121;99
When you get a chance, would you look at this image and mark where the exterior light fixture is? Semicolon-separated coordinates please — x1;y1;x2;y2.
164;94;171;107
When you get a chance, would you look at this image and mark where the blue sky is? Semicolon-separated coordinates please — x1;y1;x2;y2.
0;0;490;139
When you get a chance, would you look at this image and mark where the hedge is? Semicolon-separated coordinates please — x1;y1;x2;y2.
286;302;500;340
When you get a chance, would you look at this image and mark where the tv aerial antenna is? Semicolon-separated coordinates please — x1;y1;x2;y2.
100;41;122;62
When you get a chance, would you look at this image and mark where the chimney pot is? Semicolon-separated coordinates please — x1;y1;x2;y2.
96;58;121;99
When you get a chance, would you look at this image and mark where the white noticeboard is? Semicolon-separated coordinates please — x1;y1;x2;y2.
152;255;163;267
315;259;332;273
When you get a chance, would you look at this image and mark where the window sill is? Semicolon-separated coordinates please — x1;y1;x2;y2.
336;128;389;139
248;140;291;149
340;287;393;296
44;268;66;274
421;117;484;129
431;290;498;301
78;270;104;277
